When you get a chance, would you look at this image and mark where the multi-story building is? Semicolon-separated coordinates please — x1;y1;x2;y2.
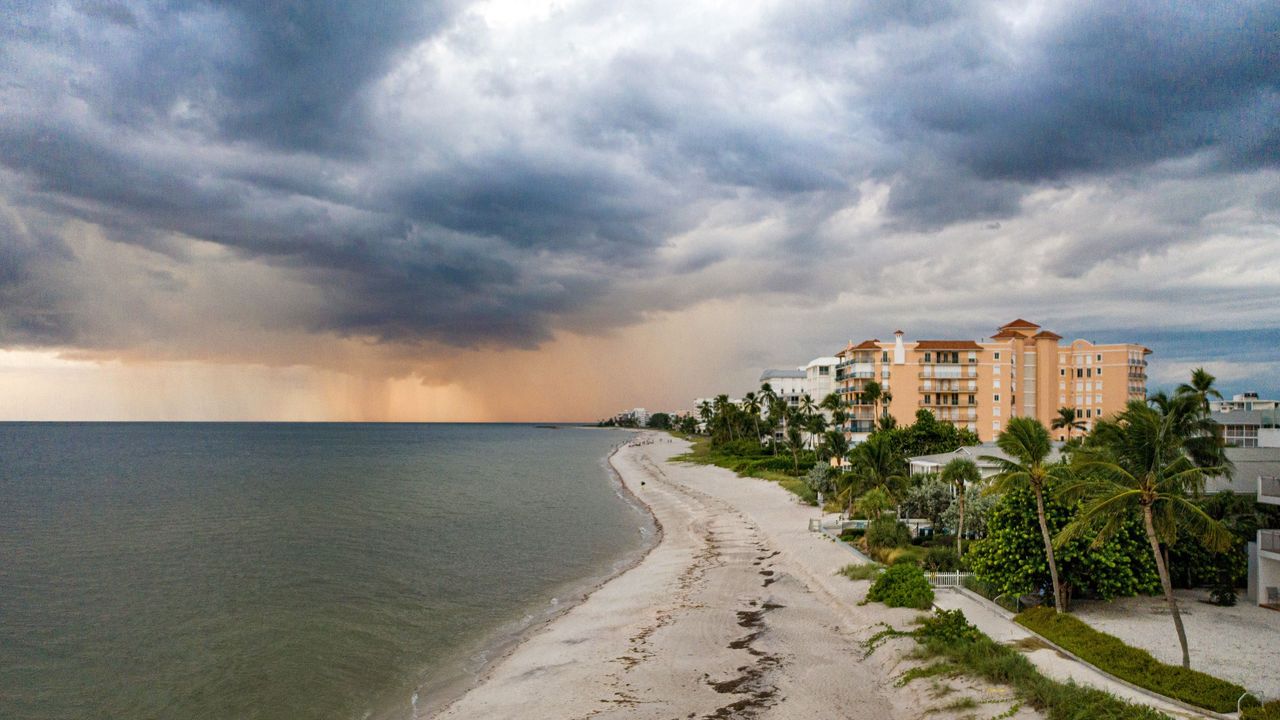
804;357;840;403
758;369;807;408
833;319;1150;443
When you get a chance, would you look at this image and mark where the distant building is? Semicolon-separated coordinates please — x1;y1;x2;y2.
1204;447;1280;494
1212;392;1280;414
834;318;1150;443
758;368;807;408
613;407;650;425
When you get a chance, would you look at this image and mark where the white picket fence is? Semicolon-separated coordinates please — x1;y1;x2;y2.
927;571;973;588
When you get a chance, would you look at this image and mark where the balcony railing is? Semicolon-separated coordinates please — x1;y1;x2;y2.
1261;476;1280;500
919;382;978;393
1262;529;1280;554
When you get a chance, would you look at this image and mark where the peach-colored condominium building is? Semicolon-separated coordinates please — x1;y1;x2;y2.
834;319;1150;443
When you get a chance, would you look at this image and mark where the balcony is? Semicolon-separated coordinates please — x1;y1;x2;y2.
918;366;978;380
846;421;876;434
1262;529;1280;554
920;397;978;408
919;381;978;393
1261;476;1280;506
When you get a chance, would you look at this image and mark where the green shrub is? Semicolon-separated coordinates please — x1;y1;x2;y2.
867;562;934;609
1016;606;1250;712
923;545;961;571
1242;700;1280;720
712;439;767;457
866;516;911;549
917;608;983;645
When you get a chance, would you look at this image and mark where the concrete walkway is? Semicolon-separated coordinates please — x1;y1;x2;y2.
933;589;1227;720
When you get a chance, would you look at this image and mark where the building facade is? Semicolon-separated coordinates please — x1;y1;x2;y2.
1212;392;1280;413
834;319;1150;443
1211;410;1280;448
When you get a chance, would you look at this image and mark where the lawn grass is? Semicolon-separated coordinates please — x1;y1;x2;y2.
884;610;1173;720
1015;606;1253;713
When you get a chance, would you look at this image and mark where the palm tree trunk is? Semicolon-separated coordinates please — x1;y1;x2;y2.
956;486;965;558
1144;505;1191;669
1033;486;1065;612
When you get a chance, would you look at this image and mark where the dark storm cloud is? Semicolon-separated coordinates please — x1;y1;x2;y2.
0;0;1277;356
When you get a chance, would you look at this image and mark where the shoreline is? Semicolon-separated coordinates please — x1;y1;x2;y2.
416;435;663;719
426;432;1041;719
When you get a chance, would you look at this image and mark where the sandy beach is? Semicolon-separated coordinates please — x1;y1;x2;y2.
430;433;1037;719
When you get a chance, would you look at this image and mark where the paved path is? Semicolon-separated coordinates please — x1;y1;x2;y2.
933;589;1222;719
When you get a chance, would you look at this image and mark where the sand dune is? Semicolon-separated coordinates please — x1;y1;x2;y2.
430;434;1037;719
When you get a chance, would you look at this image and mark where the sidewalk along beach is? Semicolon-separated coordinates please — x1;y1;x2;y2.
429;433;1040;719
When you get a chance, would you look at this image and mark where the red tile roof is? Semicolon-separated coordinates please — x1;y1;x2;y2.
1032;330;1063;340
999;318;1041;330
914;339;983;350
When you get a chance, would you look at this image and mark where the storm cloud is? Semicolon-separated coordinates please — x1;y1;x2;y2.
1;0;1278;405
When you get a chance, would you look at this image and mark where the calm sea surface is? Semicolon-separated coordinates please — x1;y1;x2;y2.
0;423;649;720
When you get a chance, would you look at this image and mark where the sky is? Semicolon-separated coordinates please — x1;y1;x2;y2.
0;0;1277;421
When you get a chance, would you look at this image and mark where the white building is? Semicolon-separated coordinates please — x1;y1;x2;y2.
758;369;807;408
1254;475;1279;608
1211;392;1280;413
1210;410;1280;448
804;356;840;403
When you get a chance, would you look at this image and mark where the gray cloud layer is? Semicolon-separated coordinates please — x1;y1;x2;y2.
1;0;1278;379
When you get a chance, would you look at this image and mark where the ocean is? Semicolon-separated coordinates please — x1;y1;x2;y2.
0;423;651;720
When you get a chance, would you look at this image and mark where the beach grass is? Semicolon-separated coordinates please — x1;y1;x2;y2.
869;610;1172;720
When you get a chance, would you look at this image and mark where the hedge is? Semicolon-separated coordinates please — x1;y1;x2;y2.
1015;606;1252;713
1243;701;1280;720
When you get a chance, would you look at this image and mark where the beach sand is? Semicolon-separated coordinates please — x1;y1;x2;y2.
429;433;1038;719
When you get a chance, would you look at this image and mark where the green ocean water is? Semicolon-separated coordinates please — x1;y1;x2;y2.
0;423;650;720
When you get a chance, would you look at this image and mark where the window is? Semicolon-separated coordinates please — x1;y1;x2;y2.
1076;408;1083;418
1076;368;1083;378
924;352;932;363
923;394;932;404
882;351;889;362
1086;368;1092;377
1096;394;1103;404
1059;395;1066;404
968;394;975;404
1075;382;1083;392
1060;368;1065;376
994;378;1001;389
1059;380;1065;390
968;351;977;363
993;406;1001;417
819;366;829;375
1097;354;1102;362
1059;354;1066;364
994;352;1001;360
993;421;1001;431
1097;367;1102;375
993;394;1000;402
1096;381;1102;390
1086;354;1092;366
1086;382;1092;391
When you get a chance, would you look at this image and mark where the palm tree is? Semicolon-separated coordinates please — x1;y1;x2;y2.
742;392;762;444
768;397;789;455
821;429;849;464
982;417;1070;612
1061;400;1232;668
941;458;981;558
713;394;736;442
697;400;712;434
1148;390;1230;470
862;380;883;419
845;433;908;516
784;422;805;474
1176;367;1222;413
1050;406;1086;439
